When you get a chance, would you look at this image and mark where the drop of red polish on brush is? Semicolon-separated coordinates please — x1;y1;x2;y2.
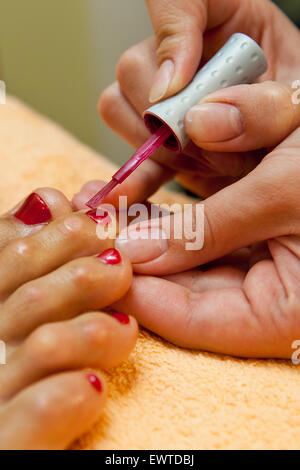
86;126;171;209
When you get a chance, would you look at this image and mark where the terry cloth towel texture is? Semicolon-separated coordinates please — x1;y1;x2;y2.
0;97;300;450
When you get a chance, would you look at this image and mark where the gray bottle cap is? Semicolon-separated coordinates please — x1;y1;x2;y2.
144;33;268;152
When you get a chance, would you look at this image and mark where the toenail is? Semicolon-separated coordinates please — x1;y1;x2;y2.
14;193;52;225
86;373;102;392
97;248;121;265
110;312;130;325
86;208;111;225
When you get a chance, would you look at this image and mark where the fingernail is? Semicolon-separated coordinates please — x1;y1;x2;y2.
110;312;130;325
86;373;102;392
185;103;244;142
149;60;174;103
97;248;122;265
115;227;168;264
14;193;52;225
86;208;111;225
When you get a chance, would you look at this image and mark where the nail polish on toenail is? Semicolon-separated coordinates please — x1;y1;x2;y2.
86;373;102;392
86;208;111;225
14;193;52;225
97;248;121;265
111;312;130;325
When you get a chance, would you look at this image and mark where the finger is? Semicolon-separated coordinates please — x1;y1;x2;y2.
114;38;223;173
116;128;300;274
104;52;261;181
0;370;107;450
146;0;241;101
72;162;173;210
116;38;157;115
146;0;204;102
100;74;199;174
0;188;72;250
1;311;137;398
1;249;132;340
97;80;175;204
98;79;220;203
185;82;300;152
99;82;149;147
114;256;297;358
0;211;115;297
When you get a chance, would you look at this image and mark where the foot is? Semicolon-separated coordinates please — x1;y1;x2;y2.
0;189;137;449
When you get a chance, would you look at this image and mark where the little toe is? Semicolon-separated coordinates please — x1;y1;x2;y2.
0;370;107;450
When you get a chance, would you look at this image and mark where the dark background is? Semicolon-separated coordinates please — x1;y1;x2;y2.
274;0;300;26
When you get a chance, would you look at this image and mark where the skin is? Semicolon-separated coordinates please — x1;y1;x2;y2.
1;0;299;448
0;188;138;450
73;0;300;358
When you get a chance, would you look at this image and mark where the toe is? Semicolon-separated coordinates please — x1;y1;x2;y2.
0;211;116;298
0;311;137;399
1;248;132;339
0;370;107;450
72;180;107;210
0;188;73;250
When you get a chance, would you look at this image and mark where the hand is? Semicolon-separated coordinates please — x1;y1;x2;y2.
75;116;300;360
0;188;137;450
73;0;300;359
97;0;300;203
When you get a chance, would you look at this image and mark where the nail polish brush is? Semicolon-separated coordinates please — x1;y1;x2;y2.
86;33;267;209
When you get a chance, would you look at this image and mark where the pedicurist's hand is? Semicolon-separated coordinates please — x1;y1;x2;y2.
75;127;300;359
0;189;137;450
72;0;300;359
97;0;300;201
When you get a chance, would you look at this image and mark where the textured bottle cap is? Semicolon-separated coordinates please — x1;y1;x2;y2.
143;33;268;152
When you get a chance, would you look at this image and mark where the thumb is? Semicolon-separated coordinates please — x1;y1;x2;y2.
184;81;300;152
147;0;205;103
115;129;300;275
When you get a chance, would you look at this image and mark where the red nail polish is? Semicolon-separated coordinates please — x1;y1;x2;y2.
86;208;111;225
14;193;52;225
97;248;121;265
111;312;130;325
86;373;102;392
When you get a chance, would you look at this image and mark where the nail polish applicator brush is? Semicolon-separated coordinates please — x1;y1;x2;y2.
86;33;267;209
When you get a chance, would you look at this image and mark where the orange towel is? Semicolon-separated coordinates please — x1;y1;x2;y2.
1;97;300;450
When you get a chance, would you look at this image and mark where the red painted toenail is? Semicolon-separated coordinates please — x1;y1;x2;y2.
86;208;111;225
97;248;121;265
111;312;130;325
87;373;102;392
14;193;52;225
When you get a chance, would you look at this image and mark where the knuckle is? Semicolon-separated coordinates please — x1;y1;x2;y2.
6;238;34;262
265;81;289;104
83;317;110;348
20;283;44;306
264;81;296;132
155;21;179;48
116;44;145;85
28;324;59;363
98;83;120;123
71;261;97;289
155;17;199;62
59;214;86;240
30;394;54;421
